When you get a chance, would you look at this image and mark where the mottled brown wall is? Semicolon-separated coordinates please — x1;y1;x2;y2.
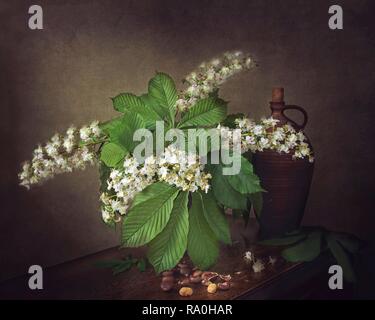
1;0;374;282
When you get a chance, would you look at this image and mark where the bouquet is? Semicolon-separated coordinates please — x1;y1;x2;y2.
19;51;313;273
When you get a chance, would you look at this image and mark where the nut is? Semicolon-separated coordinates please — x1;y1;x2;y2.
179;278;190;286
201;279;212;286
219;274;232;282
162;271;174;277
201;271;218;281
207;283;217;294
178;263;189;269
160;280;174;292
161;276;174;283
180;267;191;276
192;270;202;277
217;282;230;291
189;275;201;284
179;287;193;297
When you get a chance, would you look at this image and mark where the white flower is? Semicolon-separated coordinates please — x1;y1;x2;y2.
244;251;254;263
252;259;265;273
79;126;91;141
252;125;263;136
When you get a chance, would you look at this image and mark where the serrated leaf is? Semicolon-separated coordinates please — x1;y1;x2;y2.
111;93;162;129
208;163;248;210
326;234;356;283
249;192;263;217
333;233;361;254
140;93;169;120
99;162;111;193
221;113;245;128
187;192;219;270
282;231;322;262
259;233;308;246
148;72;177;109
147;191;189;273
99;116;124;135
148;73;177;125
226;155;264;194
122;183;179;247
108;112;145;152
178;97;227;129
100;142;127;168
200;191;231;244
112;93;144;113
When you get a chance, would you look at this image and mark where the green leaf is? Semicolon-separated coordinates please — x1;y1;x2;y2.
187;192;219;270
208;163;248;210
222;113;245;128
249;192;263;217
200;191;231;244
122;183;179;247
326;234;356;283
333;233;361;254
112;93;144;113
282;231;322;262
111;93;162;130
259;233;308;246
226;155;264;194
94;259;126;269
108;112;145;152
178;97;227;129
99;116;124;135
112;261;133;275
99;162;111;193
147;191;189;273
100;142;127;168
148;73;177;125
136;258;147;272
140;93;169;120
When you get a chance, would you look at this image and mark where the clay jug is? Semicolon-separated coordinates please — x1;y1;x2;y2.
253;88;314;239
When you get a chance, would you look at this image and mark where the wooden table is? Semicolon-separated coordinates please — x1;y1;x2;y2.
0;242;337;300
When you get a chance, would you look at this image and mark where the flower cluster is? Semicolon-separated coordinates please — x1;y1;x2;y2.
235;117;314;162
100;146;211;224
19;121;105;189
176;51;255;111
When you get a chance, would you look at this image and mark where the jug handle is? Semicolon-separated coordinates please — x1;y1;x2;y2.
282;105;308;130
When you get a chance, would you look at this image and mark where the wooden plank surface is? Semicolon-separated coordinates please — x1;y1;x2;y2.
0;219;331;300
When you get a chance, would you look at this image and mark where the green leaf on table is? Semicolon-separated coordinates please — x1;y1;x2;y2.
259;232;308;246
207;163;248;210
333;233;362;254
326;233;356;283
200;191;231;244
226;155;264;194
100;142;127;168
249;192;263;218
122;183;179;247
282;231;322;262
178;97;227;129
136;258;147;272
187;192;219;270
147;191;189;273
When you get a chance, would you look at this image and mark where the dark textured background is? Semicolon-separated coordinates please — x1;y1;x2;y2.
1;0;374;282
